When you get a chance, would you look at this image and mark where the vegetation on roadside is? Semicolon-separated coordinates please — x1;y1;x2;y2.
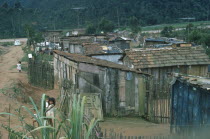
0;94;99;139
142;21;210;31
0;42;13;47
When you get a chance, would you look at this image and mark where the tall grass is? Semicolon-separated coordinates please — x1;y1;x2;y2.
0;94;99;139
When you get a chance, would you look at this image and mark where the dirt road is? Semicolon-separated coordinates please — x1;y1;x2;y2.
0;46;26;88
0;38;27;43
0;44;58;138
0;45;27;138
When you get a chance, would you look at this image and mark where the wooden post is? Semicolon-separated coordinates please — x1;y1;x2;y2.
8;104;11;138
138;76;146;116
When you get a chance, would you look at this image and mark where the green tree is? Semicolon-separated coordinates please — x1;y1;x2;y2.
98;18;115;33
85;23;97;34
1;2;8;9
186;23;195;33
24;24;44;51
14;1;22;9
161;26;174;37
129;16;141;34
189;30;202;44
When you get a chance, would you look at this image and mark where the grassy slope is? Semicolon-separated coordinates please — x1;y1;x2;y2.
141;21;210;31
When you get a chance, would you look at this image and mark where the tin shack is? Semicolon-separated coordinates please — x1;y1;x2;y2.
54;50;149;116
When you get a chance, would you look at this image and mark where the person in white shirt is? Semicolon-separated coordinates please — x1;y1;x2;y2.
45;96;49;108
32;109;38;127
46;97;55;126
17;61;21;72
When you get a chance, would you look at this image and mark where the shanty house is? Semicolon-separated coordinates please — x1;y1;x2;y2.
109;36;131;50
144;38;167;47
171;74;210;135
61;42;107;55
122;46;210;123
89;53;123;64
43;30;62;43
54;50;149;117
60;35;108;51
42;30;63;50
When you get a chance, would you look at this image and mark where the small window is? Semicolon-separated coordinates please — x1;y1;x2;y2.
126;72;133;80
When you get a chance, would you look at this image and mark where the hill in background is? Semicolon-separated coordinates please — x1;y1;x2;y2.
0;0;209;38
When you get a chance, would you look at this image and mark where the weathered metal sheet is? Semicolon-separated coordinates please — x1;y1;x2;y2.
171;79;210;133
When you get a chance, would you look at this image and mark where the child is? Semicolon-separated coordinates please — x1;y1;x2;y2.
32;109;38;127
46;97;55;126
17;61;21;72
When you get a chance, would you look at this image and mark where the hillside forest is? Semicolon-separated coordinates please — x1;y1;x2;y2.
0;0;210;38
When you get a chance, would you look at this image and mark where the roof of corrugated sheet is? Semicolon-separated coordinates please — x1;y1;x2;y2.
175;74;210;90
54;50;149;75
124;46;210;69
109;36;131;42
145;38;166;42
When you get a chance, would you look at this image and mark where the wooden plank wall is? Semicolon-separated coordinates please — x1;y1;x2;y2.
143;65;209;123
188;65;208;77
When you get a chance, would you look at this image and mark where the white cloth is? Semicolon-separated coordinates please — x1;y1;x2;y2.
46;104;55;118
46;102;49;108
17;64;21;70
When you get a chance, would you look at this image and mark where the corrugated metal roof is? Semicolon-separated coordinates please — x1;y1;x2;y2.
175;74;210;90
145;38;166;42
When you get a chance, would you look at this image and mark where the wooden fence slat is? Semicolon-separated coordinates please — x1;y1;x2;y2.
28;58;54;89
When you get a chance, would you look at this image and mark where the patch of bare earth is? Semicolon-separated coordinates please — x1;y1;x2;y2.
0;44;59;139
100;117;170;137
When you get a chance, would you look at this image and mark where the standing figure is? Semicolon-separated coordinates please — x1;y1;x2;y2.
17;61;21;72
32;109;38;127
46;97;55;126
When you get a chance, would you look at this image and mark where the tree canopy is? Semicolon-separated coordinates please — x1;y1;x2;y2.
0;0;210;38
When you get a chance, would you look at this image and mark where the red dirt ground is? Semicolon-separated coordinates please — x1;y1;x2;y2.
0;43;59;139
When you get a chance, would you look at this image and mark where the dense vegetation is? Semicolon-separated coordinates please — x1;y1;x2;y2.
0;0;210;38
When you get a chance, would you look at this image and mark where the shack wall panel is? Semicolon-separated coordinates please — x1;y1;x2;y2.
138;76;146;116
79;63;101;74
118;71;126;107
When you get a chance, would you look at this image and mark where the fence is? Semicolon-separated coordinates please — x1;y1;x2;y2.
28;58;54;89
145;77;171;124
